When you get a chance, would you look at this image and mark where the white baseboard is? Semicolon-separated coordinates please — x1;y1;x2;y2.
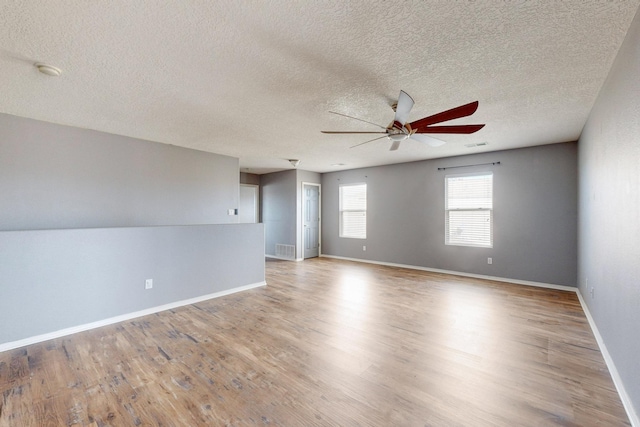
0;281;266;354
320;253;638;426
265;254;303;262
320;254;576;292
576;290;639;427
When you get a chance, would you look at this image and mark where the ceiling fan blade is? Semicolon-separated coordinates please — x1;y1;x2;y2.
328;111;387;130
409;133;446;147
350;135;389;148
416;124;485;134
321;131;387;134
394;90;415;126
389;140;401;151
409;101;480;129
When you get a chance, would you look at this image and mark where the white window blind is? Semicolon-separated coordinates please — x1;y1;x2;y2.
340;183;367;239
445;173;493;247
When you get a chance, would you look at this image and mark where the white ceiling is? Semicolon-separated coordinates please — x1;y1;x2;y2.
1;1;639;174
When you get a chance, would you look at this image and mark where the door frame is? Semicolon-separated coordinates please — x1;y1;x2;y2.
239;184;260;223
301;182;321;259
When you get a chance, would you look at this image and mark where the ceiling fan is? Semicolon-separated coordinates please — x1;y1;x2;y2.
321;91;485;151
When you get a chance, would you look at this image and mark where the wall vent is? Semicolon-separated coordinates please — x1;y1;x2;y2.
275;244;295;260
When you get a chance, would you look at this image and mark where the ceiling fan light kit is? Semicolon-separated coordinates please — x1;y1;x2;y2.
322;90;485;151
388;133;408;142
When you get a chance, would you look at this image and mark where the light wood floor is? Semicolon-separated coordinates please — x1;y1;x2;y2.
0;258;630;426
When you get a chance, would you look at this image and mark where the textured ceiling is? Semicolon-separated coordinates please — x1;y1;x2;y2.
1;1;639;174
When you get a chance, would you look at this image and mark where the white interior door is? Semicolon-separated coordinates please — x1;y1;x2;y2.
239;184;259;223
303;183;320;258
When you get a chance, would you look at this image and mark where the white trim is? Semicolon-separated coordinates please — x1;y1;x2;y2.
320;254;575;292
576;290;639;427
239;184;260;224
0;281;266;354
319;253;638;426
301;182;322;259
265;254;303;262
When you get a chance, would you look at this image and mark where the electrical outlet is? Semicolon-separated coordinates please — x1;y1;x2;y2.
590;287;595;299
487;257;492;265
363;246;366;251
145;279;153;290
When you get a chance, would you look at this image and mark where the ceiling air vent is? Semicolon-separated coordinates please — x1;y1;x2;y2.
465;142;489;148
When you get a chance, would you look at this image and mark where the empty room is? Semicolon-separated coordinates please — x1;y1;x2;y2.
1;1;639;426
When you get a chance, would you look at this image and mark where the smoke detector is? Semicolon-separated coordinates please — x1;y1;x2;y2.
35;63;62;76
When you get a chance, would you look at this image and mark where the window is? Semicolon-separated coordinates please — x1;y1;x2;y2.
445;172;493;247
340;183;367;239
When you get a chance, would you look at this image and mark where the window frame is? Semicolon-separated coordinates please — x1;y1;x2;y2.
339;182;367;239
445;171;493;248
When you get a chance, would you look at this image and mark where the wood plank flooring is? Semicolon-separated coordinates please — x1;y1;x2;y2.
0;257;631;426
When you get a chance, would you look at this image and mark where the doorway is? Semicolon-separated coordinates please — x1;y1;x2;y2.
302;183;321;258
239;184;259;223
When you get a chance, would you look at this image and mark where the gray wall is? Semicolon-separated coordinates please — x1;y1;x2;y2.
261;169;297;256
578;6;640;416
0;113;239;231
261;169;322;259
240;172;261;186
0;224;265;346
322;143;577;286
0;113;265;348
